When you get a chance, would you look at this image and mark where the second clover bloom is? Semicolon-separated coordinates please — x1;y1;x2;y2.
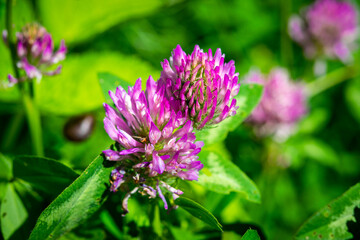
103;76;203;214
289;0;358;62
159;45;240;129
3;23;66;85
244;68;307;140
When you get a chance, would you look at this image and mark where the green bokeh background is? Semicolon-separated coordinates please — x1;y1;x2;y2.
0;0;360;239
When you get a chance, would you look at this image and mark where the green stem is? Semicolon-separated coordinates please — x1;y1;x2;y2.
1;111;24;151
149;203;163;237
5;0;21;87
22;91;44;156
6;0;44;156
306;65;359;98
280;0;293;68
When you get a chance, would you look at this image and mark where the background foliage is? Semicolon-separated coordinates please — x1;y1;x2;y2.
0;0;359;239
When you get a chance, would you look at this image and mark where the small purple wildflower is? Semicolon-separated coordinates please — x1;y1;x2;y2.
3;23;66;85
244;68;307;139
289;0;358;62
103;76;203;214
159;45;240;129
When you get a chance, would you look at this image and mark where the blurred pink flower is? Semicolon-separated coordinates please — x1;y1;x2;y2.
244;68;307;139
3;23;66;85
289;0;358;62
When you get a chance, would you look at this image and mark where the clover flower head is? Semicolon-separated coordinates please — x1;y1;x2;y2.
289;0;358;62
159;45;240;129
3;23;67;85
103;76;203;214
244;68;307;139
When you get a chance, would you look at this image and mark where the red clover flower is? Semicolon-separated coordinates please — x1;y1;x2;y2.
3;23;67;85
103;76;203;214
159;45;240;129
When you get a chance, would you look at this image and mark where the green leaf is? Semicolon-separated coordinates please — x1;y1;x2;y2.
297;108;329;135
242;229;260;240
197;148;261;203
13;156;78;196
100;210;124;239
295;183;360;240
0;153;12;181
175;197;223;232
300;138;339;167
196;84;263;145
35;52;159;116
98;72;131;105
0;182;7;202
37;0;164;45
345;77;360;124
29;155;113;240
59;229;106;240
1;184;28;240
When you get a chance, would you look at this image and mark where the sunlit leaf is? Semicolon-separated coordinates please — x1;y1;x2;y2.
37;0;165;44
242;229;261;240
1;184;28;240
175;197;223;232
295;183;360;240
35;52;159;115
0;153;12;181
196;84;263;145
197;148;261;203
29;155;113;240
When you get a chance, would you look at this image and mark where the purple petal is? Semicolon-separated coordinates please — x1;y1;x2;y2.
178;170;199;181
44;65;62;76
7;74;18;85
133;162;150;168
117;129;143;148
103;117;118;141
152;153;165;174
156;182;168;210
51;40;67;63
31;39;43;58
41;33;54;62
149;122;161;144
122;187;139;216
2;30;8;45
17;41;27;57
162;117;174;139
103;149;127;161
103;103;132;134
118;148;144;155
18;59;42;79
